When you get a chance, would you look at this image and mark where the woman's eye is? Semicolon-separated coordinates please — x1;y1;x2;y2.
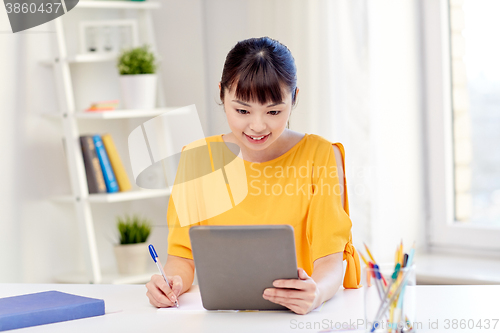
268;111;281;116
236;109;248;115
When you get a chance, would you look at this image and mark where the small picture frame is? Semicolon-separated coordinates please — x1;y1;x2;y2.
79;19;139;55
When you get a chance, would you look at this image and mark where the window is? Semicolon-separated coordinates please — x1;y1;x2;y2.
450;0;500;226
423;0;500;253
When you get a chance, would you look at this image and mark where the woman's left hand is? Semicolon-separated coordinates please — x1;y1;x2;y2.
262;268;321;315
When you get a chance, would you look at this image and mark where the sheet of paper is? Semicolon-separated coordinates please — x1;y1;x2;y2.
158;290;206;312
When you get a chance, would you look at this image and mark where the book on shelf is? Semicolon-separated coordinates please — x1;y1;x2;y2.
93;135;120;193
84;99;119;112
80;136;107;194
80;134;133;195
85;107;116;112
101;133;132;192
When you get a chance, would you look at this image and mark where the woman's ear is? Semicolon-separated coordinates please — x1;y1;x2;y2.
219;82;226;111
293;87;299;105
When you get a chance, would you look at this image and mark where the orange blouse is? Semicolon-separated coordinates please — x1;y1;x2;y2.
167;133;361;289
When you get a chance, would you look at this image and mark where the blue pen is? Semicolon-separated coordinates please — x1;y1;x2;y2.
373;264;384;300
149;244;179;308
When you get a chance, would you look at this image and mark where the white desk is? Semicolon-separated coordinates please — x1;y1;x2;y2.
1;284;499;333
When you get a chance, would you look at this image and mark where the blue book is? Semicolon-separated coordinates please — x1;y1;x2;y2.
93;135;119;193
0;290;105;331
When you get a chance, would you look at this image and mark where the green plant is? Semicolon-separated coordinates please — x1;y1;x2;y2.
116;214;152;245
117;44;157;75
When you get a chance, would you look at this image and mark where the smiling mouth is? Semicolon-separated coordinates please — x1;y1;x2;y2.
244;133;270;141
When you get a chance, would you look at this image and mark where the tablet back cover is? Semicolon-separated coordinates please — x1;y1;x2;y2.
190;225;298;310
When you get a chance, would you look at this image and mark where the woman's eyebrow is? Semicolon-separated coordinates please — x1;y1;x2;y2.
266;101;285;107
232;100;285;107
232;100;251;107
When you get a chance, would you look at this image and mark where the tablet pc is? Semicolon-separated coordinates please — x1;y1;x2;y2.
189;225;298;311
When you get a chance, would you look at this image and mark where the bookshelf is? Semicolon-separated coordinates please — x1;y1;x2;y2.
45;1;171;284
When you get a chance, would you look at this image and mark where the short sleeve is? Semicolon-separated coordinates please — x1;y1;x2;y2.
306;142;361;289
166;193;198;259
166;145;200;259
306;143;352;261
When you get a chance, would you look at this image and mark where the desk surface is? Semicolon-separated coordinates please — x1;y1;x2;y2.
1;284;499;333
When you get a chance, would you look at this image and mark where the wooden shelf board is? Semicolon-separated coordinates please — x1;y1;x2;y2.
76;1;161;9
51;188;172;203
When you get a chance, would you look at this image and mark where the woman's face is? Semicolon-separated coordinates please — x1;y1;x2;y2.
221;84;294;153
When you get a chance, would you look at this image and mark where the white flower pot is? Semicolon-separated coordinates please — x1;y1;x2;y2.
114;242;148;275
119;74;157;109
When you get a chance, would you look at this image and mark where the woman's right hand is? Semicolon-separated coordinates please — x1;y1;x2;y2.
146;274;183;308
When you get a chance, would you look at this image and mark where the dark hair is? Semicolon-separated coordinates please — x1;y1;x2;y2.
220;37;298;106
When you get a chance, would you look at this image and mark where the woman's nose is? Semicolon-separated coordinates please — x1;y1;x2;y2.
249;117;266;133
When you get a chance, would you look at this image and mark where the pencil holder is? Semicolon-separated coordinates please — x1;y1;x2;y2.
363;263;416;333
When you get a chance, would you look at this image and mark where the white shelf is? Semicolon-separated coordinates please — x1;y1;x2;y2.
39;54;111;66
77;0;161;9
69;53;119;63
76;107;175;119
39;52;162;66
42;107;176;119
52;188;172;203
48;0;167;284
55;269;158;284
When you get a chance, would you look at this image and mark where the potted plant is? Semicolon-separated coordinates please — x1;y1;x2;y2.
114;214;152;275
117;44;158;109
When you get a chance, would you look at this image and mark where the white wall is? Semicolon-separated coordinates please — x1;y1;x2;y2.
0;12;23;282
0;12;78;282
